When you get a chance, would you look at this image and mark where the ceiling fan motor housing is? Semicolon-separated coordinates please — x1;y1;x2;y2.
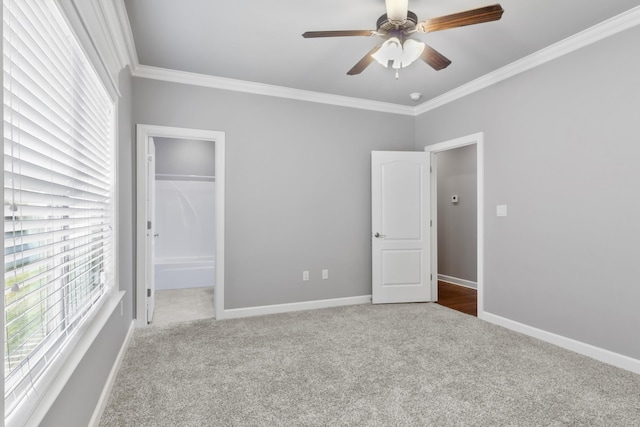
376;10;418;38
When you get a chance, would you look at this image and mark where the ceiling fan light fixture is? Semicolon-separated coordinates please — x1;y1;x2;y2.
400;39;425;68
371;37;403;68
372;37;425;70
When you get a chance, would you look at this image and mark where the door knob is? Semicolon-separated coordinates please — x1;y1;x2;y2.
374;232;385;238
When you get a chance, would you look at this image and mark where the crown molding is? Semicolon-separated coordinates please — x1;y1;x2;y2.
415;5;640;116
94;0;136;70
85;0;123;74
132;65;415;116
111;0;140;69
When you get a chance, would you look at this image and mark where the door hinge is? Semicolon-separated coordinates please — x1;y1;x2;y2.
147;289;151;297
147;220;152;230
430;220;432;227
430;166;432;173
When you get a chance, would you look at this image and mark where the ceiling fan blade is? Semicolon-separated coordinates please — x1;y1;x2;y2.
417;4;504;33
347;44;382;75
385;0;408;22
420;45;451;71
302;30;374;38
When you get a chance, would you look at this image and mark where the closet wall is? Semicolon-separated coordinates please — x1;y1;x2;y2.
154;138;216;290
436;144;477;287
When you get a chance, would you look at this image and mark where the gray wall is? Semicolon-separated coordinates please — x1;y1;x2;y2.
154;137;216;177
415;25;640;360
117;67;137;324
133;79;416;309
436;144;477;283
41;67;136;426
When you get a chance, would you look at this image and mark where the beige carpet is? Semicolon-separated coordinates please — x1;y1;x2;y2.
100;303;640;426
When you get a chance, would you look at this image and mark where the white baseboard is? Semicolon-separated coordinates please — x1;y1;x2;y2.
438;274;477;290
222;295;372;320
89;320;135;427
481;311;640;375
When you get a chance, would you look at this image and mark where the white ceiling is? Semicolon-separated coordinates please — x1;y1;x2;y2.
123;0;640;106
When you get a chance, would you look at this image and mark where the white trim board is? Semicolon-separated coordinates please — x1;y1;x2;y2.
89;320;135;427
114;0;140;68
223;295;371;320
98;0;136;70
118;7;640;116
482;312;640;375
438;275;477;290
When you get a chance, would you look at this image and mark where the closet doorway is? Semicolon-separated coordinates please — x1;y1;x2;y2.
426;133;483;318
136;125;225;327
152;137;216;326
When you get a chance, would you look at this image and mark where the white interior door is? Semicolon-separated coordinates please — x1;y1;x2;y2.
371;151;432;304
146;138;156;323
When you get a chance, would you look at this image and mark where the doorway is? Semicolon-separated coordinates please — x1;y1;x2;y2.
425;132;483;317
136;125;226;327
152;137;216;325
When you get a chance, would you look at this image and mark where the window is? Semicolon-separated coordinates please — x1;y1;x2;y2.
3;0;115;418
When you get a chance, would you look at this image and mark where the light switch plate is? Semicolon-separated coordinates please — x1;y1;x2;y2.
496;205;507;217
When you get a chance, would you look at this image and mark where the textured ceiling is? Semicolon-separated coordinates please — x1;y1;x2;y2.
124;0;640;106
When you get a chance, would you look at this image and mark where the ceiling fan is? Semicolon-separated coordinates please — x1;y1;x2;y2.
302;0;504;76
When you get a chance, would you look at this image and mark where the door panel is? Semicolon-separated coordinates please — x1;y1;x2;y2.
372;151;431;304
382;250;422;284
382;162;422;240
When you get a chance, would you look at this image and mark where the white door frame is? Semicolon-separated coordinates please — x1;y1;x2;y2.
146;137;156;323
425;132;484;317
135;124;226;327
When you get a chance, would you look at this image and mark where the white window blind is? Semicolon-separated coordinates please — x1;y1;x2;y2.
3;0;115;417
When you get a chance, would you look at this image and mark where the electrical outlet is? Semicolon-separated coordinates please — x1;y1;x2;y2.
322;269;329;280
303;271;309;281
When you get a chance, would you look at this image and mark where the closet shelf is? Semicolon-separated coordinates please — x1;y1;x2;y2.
155;173;215;182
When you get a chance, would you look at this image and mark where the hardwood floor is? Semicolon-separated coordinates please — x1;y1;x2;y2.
436;281;477;317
